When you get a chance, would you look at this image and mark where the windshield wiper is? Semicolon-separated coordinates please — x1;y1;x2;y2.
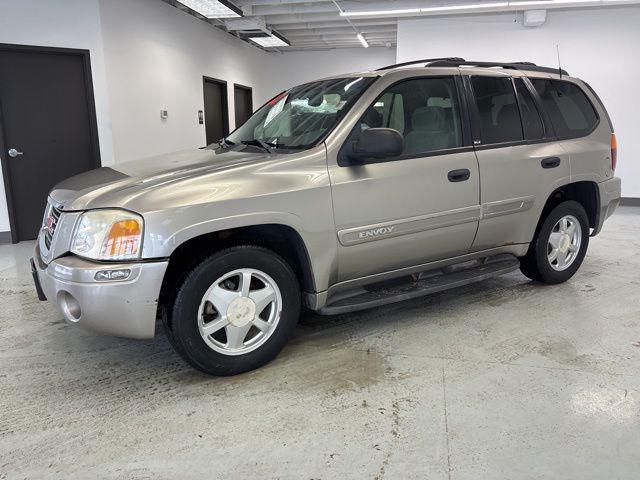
240;139;277;154
219;138;235;149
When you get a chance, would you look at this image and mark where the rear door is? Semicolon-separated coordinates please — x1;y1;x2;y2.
327;74;481;282
468;73;571;251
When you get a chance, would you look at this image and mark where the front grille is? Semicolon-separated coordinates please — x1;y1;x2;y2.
44;203;62;249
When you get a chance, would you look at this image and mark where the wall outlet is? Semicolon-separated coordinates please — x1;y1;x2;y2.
160;109;168;119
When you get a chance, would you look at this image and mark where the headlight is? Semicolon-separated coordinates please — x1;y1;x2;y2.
71;209;143;261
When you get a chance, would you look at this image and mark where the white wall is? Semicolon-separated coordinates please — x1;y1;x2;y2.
99;0;275;163
0;0;114;232
397;6;640;197
268;47;396;90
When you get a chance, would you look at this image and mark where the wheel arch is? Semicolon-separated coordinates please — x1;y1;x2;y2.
536;181;600;236
158;223;316;316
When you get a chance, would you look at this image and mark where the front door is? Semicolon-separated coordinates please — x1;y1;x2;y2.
0;45;101;242
328;76;480;282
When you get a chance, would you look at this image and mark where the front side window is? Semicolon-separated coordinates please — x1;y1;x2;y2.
359;77;463;156
224;77;373;151
531;79;598;138
471;76;523;144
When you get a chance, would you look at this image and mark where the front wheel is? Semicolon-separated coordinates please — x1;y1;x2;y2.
165;246;301;375
520;200;590;284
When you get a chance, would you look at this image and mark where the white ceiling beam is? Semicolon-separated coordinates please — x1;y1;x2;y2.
243;3;337;15
283;26;397;36
252;13;349;24
273;19;398;30
234;0;333;5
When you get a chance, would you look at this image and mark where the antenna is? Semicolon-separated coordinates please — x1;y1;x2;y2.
556;44;563;78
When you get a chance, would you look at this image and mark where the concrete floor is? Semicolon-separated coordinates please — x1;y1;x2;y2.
1;208;639;480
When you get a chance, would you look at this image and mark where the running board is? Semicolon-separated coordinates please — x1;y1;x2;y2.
318;255;521;315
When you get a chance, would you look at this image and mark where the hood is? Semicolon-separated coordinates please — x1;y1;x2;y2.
50;147;270;211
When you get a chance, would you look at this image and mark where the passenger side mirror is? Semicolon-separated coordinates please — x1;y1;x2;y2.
346;128;404;164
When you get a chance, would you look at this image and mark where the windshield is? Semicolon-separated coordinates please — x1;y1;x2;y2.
224;76;374;151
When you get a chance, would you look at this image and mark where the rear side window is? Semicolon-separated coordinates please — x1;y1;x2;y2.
471;76;523;144
531;79;598;138
514;79;544;140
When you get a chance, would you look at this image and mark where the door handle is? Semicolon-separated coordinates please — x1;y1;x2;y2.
541;156;561;169
8;148;24;158
448;168;471;182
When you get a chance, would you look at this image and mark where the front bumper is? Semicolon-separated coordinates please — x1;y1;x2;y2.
593;176;622;235
32;247;168;339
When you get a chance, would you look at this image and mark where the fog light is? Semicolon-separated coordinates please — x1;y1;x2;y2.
94;269;131;281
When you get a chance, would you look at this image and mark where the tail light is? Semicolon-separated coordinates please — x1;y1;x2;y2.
610;133;617;171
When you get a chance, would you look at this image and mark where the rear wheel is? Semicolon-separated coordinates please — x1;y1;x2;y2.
164;246;301;375
520;200;589;284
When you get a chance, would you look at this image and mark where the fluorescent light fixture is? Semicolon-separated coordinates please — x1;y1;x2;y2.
422;2;508;12
341;8;421;17
177;0;242;18
357;33;369;48
510;0;598;4
340;0;618;17
249;31;290;48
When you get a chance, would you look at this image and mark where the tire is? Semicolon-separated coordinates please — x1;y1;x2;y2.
164;246;301;376
520;200;589;284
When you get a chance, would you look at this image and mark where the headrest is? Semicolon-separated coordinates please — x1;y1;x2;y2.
411;106;446;130
363;108;382;128
496;103;519;125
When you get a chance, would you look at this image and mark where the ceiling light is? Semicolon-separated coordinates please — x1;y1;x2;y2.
340;8;421;17
422;2;508;12
356;33;369;48
177;0;242;18
339;0;617;17
509;0;598;5
249;31;290;48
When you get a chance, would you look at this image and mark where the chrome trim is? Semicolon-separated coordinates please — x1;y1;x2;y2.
337;205;482;246
481;195;535;219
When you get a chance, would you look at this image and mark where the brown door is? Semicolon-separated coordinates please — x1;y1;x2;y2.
0;45;100;242
203;76;229;145
233;84;253;128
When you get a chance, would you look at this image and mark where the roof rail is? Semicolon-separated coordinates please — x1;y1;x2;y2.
428;59;569;76
375;57;466;71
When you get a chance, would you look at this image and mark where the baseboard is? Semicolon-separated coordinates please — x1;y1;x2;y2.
0;231;12;244
620;197;640;207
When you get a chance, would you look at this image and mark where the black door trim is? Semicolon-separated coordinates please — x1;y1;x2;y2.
203;76;230;141
0;43;102;243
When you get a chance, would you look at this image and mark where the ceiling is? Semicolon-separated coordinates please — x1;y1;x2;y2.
164;0;402;51
164;0;640;51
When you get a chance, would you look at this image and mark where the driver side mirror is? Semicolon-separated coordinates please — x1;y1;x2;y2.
345;128;404;165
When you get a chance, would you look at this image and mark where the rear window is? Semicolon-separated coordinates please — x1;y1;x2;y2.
531;79;598;138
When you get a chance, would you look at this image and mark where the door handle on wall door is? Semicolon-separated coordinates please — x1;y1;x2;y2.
8;148;24;158
541;157;561;169
448;168;471;182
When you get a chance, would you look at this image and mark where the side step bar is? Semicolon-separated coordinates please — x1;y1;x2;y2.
318;255;521;315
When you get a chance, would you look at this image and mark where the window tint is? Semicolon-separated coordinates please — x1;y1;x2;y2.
471;76;523;144
531;79;598;138
359;77;462;155
514;79;544;140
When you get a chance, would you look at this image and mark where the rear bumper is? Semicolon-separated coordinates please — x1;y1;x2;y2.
593;176;621;235
32;248;168;339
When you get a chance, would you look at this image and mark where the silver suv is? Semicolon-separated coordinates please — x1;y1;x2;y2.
32;58;621;375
